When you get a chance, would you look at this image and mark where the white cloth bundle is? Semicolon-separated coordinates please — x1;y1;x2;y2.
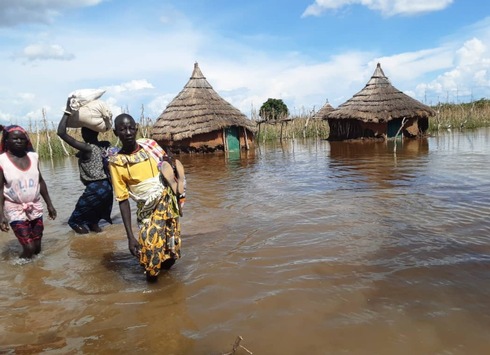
66;89;113;132
69;88;106;110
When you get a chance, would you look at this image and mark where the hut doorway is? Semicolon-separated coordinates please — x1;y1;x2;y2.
225;126;240;152
387;120;401;138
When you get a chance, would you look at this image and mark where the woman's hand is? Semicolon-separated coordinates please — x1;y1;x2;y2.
0;216;9;232
128;237;140;257
47;205;57;220
65;96;74;115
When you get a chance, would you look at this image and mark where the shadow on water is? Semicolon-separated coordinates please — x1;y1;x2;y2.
100;250;144;281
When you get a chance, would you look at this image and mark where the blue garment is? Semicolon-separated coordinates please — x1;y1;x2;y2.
68;179;113;228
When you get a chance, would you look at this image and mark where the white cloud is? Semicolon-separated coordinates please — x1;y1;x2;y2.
108;80;155;94
18;43;74;61
0;0;489;125
455;37;487;66
146;94;177;119
415;38;490;102
302;0;454;17
372;48;454;84
0;0;103;26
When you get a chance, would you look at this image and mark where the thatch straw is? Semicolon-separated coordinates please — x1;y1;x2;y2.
151;62;257;141
312;100;334;120
326;63;435;122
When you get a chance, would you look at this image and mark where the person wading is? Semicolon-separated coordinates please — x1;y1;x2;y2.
108;114;185;282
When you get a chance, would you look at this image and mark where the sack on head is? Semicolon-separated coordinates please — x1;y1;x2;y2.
67;99;113;132
69;88;106;111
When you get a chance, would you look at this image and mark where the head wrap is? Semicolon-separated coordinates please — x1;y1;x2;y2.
0;125;34;153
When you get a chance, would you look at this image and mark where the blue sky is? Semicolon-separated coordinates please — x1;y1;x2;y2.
1;0;490;126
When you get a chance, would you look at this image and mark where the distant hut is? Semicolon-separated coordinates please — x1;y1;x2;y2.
325;63;435;141
312;100;334;120
151;62;257;153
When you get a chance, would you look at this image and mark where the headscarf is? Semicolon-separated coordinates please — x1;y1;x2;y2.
0;125;34;153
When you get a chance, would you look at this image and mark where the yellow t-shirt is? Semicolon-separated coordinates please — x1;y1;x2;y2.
108;148;160;201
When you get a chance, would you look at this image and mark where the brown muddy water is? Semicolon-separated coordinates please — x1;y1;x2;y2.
1;128;490;354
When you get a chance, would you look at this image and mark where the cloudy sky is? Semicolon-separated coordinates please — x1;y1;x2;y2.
1;0;489;126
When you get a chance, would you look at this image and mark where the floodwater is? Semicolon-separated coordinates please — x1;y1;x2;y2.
1;128;490;355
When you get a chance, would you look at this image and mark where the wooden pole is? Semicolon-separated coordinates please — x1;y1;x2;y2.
303;116;310;139
223;128;228;152
42;109;53;158
243;127;249;150
35;121;40;152
257;122;261;143
394;117;408;153
52;122;70;156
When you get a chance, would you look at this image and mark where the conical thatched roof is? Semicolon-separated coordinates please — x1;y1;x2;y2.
326;63;435;122
312;100;334;120
151;62;257;141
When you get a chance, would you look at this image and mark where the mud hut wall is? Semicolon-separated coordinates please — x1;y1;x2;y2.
188;131;223;148
165;130;254;149
157;138;192;151
240;130;255;149
403;118;420;138
328;119;393;140
360;121;387;138
156;129;255;152
328;119;365;140
156;131;223;150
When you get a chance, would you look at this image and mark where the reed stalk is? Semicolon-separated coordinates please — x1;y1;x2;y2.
429;99;490;132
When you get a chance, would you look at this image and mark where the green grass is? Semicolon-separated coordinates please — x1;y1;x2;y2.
428;99;490;132
255;117;329;141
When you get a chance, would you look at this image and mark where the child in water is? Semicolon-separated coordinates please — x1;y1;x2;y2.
0;125;57;259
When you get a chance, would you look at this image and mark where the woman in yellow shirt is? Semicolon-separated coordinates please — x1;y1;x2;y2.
108;114;185;282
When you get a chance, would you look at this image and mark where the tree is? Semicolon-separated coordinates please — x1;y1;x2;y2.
259;98;289;122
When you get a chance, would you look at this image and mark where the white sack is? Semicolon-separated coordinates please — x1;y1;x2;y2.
69;88;106;110
67;99;113;132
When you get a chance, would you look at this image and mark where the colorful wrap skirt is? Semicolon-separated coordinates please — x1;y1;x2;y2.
68;179;113;228
137;186;181;276
10;217;44;245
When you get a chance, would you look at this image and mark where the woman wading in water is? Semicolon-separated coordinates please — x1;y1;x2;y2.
108;114;185;281
0;125;57;259
57;99;113;234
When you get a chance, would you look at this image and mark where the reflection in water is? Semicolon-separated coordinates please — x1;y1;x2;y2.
1;128;490;354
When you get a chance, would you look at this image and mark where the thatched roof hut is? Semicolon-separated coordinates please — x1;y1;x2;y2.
312;100;334;120
151;62;257;153
325;63;435;140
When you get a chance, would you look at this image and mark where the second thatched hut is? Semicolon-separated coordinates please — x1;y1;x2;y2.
151;62;257;153
312;100;334;120
325;63;435;141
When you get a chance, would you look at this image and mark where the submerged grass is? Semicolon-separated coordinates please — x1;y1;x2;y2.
255;117;330;142
429;99;490;131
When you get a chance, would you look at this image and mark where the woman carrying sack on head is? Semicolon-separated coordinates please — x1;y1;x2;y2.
57;98;114;234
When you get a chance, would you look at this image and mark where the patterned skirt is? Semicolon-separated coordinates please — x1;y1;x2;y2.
137;187;181;276
68;179;113;228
